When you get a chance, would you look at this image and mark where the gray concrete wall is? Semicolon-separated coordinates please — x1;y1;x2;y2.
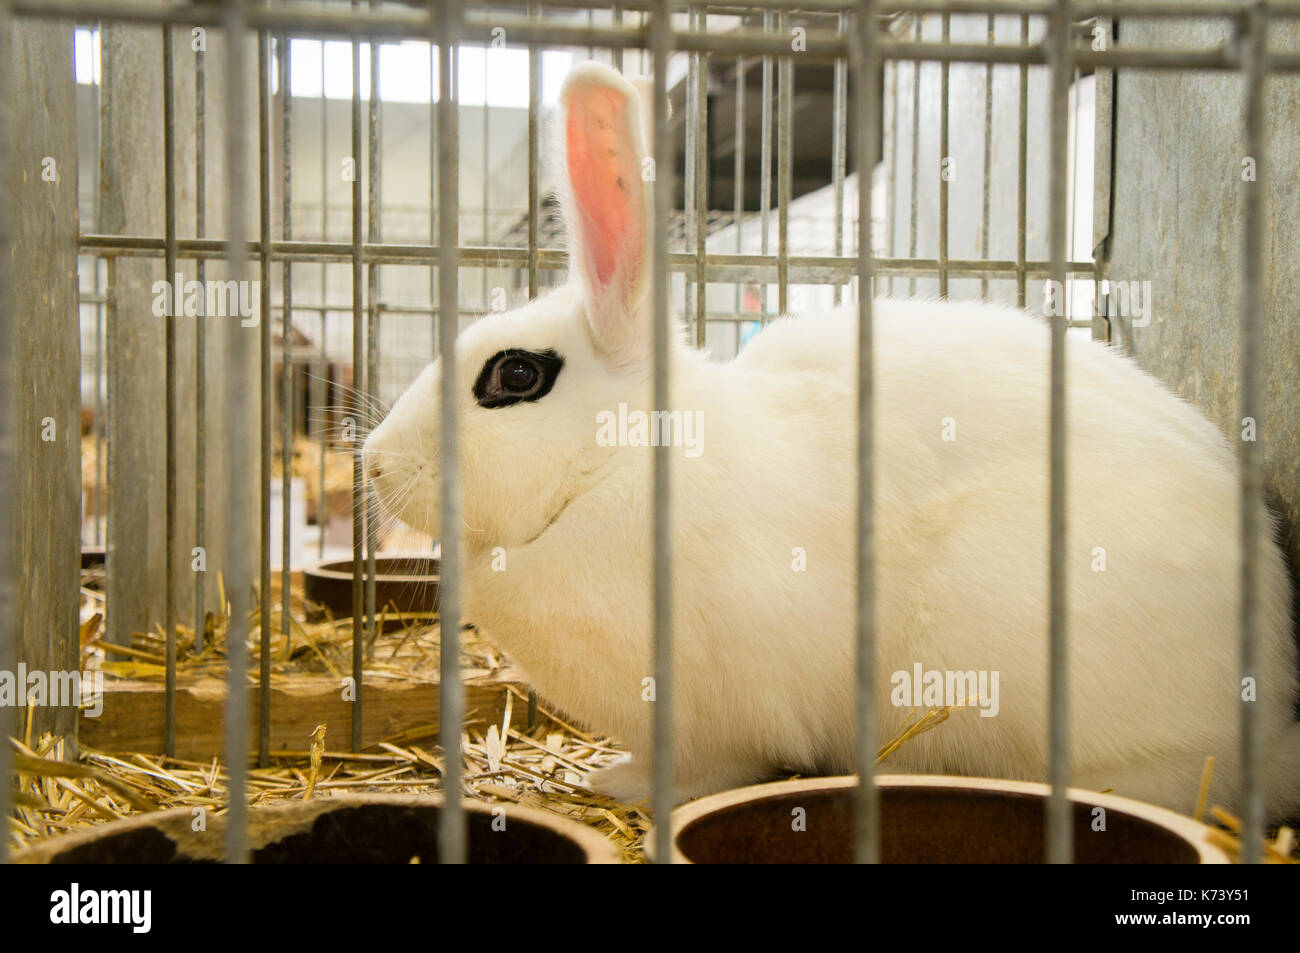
8;20;81;739
1105;16;1300;600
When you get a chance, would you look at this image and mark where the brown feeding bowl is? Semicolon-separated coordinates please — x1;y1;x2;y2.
303;554;439;614
661;775;1229;864
15;794;617;864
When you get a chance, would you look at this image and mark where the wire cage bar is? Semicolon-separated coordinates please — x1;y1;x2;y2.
435;0;466;866
194;29;208;658
349;3;366;756
1044;0;1071;866
850;0;881;867
1237;0;1268;868
220;0;254;867
0;0;1289;867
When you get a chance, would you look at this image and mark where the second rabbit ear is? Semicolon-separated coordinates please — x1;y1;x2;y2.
561;63;651;369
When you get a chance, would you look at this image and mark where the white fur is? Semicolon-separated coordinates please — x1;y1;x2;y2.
364;63;1300;817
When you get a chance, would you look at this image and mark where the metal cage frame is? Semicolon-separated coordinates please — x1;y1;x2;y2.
0;0;1293;865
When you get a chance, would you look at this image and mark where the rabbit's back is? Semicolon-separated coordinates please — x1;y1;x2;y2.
698;297;1298;813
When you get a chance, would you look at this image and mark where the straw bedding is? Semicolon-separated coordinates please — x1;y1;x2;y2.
6;569;1296;863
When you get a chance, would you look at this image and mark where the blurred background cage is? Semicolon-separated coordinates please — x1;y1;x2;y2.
1;0;1297;863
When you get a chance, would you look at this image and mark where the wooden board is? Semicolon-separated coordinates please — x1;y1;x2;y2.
79;670;529;760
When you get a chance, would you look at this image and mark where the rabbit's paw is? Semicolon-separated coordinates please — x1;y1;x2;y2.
585;758;650;804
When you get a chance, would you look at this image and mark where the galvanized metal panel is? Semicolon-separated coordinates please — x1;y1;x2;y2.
1107;15;1300;627
1103;12;1300;863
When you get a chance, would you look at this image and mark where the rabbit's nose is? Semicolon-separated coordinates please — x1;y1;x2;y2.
366;459;383;483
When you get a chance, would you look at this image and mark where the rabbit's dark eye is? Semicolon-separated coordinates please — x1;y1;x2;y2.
473;348;564;409
500;357;538;393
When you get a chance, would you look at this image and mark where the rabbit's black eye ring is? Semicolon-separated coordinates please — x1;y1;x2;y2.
473;348;564;409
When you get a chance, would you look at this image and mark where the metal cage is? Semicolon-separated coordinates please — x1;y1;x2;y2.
1;0;1295;865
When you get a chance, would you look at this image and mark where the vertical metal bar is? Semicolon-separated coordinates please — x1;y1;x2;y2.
436;0;465;865
105;47;120;654
852;0;880;867
314;306;327;561
257;19;274;770
366;5;380;670
1237;0;1267;866
1016;12;1028;308
95;275;105;546
0;0;15;869
612;2;623;72
95;287;104;546
885;54;897;292
759;8;772;321
1068;61;1081;310
222;0;253;866
194;35;208;653
732;53;745;323
650;0;675;866
162;24;179;759
980;14;993;300
280;35;294;658
1045;0;1072;865
640;9;648;75
480;32;489;308
429;35;438;361
350;3;365;754
937;12;949;298
427;29;439;555
694;6;707;348
907;15;919;297
684;7;697;334
1091;13;1114;344
832;12;847;307
777;10;792;316
526;4;542;732
95;40;106;549
317;44;328;560
527;1;540;300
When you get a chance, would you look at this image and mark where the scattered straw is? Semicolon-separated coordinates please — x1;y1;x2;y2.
8;681;988;864
8;687;646;861
875;697;973;765
45;568;1298;864
304;724;327;799
1194;756;1215;823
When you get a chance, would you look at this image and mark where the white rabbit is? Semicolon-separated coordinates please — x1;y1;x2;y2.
363;61;1300;818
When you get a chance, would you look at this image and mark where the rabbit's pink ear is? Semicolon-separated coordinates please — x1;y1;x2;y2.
562;64;650;367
